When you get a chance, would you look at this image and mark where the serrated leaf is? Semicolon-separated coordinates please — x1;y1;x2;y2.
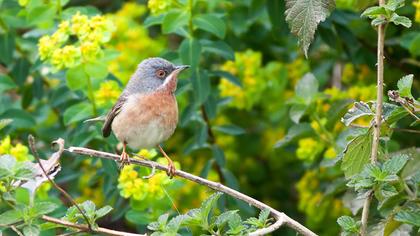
397;74;413;98
385;0;405;11
258;208;270;222
341;131;373;178
383;154;409;175
227;213;243;232
182;208;201;226
193;14;226;39
14;162;36;180
166;215;185;233
380;184;398;198
342;102;374;126
200;192;222;228
394;210;420;227
32;202;58;216
157;213;169;227
361;6;386;19
337;216;359;233
285;0;335;57
390;13;412;28
215;210;239;228
95;205;113;218
372;17;387;26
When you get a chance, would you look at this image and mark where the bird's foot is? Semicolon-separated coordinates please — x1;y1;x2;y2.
166;158;176;179
119;151;130;169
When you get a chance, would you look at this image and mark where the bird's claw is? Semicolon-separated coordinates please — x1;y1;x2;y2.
166;160;176;179
118;151;130;169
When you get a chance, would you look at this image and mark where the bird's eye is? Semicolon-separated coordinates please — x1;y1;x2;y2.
156;69;166;78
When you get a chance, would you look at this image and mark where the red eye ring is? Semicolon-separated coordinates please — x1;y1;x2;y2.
156;69;166;78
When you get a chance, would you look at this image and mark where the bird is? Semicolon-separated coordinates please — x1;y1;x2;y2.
102;57;189;177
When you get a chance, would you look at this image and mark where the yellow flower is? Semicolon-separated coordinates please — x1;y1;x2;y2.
296;138;323;162
324;147;337;159
51;45;81;69
71;12;90;37
18;0;29;7
414;0;420;23
147;0;173;15
137;149;158;159
38;36;56;60
0;136;31;161
80;41;101;61
94;81;121;108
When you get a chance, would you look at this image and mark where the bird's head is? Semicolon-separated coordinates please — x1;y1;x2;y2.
126;57;189;93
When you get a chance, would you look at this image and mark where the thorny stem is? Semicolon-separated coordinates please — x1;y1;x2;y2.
361;0;386;234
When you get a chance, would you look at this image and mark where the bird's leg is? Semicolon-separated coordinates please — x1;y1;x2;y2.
119;142;130;168
157;145;176;178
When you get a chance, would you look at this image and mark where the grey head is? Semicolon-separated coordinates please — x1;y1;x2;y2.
123;57;189;94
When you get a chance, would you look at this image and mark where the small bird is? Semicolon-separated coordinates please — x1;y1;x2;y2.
102;57;189;177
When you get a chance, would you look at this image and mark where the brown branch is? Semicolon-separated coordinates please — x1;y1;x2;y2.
41;215;144;236
28;135;93;231
361;0;386;234
65;144;317;236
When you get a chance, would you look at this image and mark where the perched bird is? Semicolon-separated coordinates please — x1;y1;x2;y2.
102;57;189;177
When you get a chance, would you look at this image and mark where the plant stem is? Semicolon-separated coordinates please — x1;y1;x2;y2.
361;0;386;234
188;0;194;38
86;76;98;116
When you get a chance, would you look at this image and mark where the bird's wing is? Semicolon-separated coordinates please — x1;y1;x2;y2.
102;96;127;137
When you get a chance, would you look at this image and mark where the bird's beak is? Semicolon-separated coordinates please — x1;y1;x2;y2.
174;65;190;72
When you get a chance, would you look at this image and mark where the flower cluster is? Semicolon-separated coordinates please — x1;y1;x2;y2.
94;80;122;109
219;50;266;110
117;149;179;200
108;2;165;84
147;0;174;15
414;0;420;23
296;170;349;233
0;136;31;162
38;12;115;70
296;138;324;162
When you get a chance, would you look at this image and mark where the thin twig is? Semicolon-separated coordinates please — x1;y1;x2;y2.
28;135;93;231
11;226;24;236
361;0;386;234
66;144;317;236
41;215;144;236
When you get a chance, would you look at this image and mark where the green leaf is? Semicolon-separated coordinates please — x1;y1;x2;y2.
33;201;58;216
212;145;225;167
409;34;420;56
96;205;113;219
337;216;359;233
383;154;409;175
341;131;373;178
385;0;405;11
285;0;335;57
166;215;185;233
394;210;420;227
126;210;152;225
267;0;287;36
201;40;234;60
193;14;226;39
295;73;319;104
84;61;108;80
213;124;245;135
15;187;30;205
342;102;374;126
191;69;210;106
275;123;312;148
227;213;243;233
258;209;270;222
372;17;387;26
143;15;164;27
215;210;239;228
11;58;30;86
66;65;88;90
380;184;398;198
27;5;55;25
0;74;17;93
0;209;22;225
397;74;413;98
289;104;307;124
212;70;242;87
23;224;40;236
179;38;201;70
162;10;188;34
182;208;201;226
14;162;36;180
81;200;96;218
200;192;222;228
0;109;36;129
389;13;412;28
0;119;13;130
0;32;15;64
63;103;93;125
361;6;386;19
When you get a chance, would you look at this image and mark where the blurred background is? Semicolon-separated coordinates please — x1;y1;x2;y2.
0;0;419;235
